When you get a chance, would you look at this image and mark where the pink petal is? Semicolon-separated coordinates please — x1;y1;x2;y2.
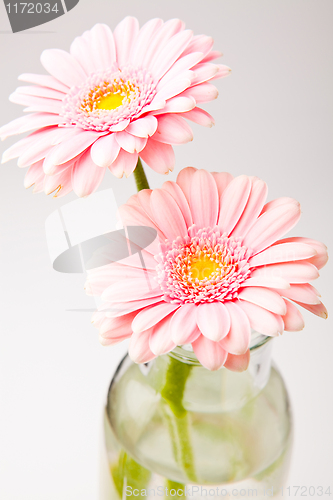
116;131;147;153
44;165;73;196
0;113;62;140
281;300;304;332
109;119;131;132
24;161;45;189
244;276;291;289
182;82;219;103
196;302;230;341
154;96;196;114
238;287;287;315
201;50;223;63
90;24;117;69
113;16;139;66
244;199;301;254
18;73;69;93
224;350;250;372
140;139;175;174
106;298;164;319
149;314;176;356
260;196;296;215
100;312;136;339
231;178;268;238
153;115;193;145
192;335;228;371
211;64;232;80
156;52;203;88
292;300;328;319
71;149;105;197
17;128;68;168
191;63;219;85
218;175;252;234
251;262;319;283
102;278;162;303
273;283;321;305
249;242;317;267
154;76;192;102
220;302;251;355
109;149;138;179
90;134;120;168
2;130;50;163
48;130;102;165
125;116;158;138
162;181;193;228
70;32;99;75
275;237;328;270
182;107;215;127
129;18;163;66
176;166;197;203
14;85;65;100
129;329;156;364
117;203;164;238
170;304;200;344
132;303;179;333
238;300;284;337
182;35;214;59
9;92;62;114
211;172;233;197
142;19;185;69
150;188;188;241
150;30;193;80
40;49;87;87
190;169;219;228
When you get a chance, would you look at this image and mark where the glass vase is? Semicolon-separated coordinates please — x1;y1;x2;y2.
100;333;293;499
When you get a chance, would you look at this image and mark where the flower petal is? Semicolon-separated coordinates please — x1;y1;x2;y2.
219;302;251;355
162;181;193;228
153;115;193;145
196;302;230;341
149;314;176;356
102;278;162;303
281;300;304;332
245;199;301;255
170;304;200;344
182;107;215;127
71;149;106;197
176;166;197;203
116;131;147;153
231;178;268;238
275;237;328;270
150;29;193;80
218;175;252;234
48;130;102;165
238;300;284;337
273;283;321;305
224;350;250;372
40;49;87;87
132;303;179;333
150;188;187;241
19;73;69;93
192;335;228;371
113;16;139;66
249;242;317;267
129;329;156;364
125;116;158;138
238;287;287;315
251;262;319;283
140;139;175;174
109;149;138;179
211;172;233;198
90;134;120;168
292;300;328;319
190;169;219;229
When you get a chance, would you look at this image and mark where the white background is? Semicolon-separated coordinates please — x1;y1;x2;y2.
0;1;332;499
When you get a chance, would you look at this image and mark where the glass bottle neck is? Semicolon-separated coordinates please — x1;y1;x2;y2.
167;333;274;413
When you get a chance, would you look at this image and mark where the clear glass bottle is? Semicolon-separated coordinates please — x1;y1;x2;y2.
100;333;293;499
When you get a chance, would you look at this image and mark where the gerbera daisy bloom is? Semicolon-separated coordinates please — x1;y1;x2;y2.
86;168;328;371
0;18;229;198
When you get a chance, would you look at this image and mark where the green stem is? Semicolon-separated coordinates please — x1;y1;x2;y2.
133;157;150;191
161;356;197;483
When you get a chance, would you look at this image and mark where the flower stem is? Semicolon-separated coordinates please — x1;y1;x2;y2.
133;157;150;191
161;356;197;483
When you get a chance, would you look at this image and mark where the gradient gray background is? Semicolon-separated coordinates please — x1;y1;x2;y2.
0;1;332;498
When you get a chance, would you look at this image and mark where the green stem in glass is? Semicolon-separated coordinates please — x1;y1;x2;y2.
133;157;150;191
161;356;197;483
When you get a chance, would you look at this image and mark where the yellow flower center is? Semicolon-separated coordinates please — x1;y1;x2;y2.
81;80;137;113
189;255;221;281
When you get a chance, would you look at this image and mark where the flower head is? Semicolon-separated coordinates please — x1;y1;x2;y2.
0;18;229;197
86;168;328;371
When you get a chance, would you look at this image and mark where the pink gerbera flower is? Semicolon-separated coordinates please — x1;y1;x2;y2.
86;168;328;371
0;18;229;198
